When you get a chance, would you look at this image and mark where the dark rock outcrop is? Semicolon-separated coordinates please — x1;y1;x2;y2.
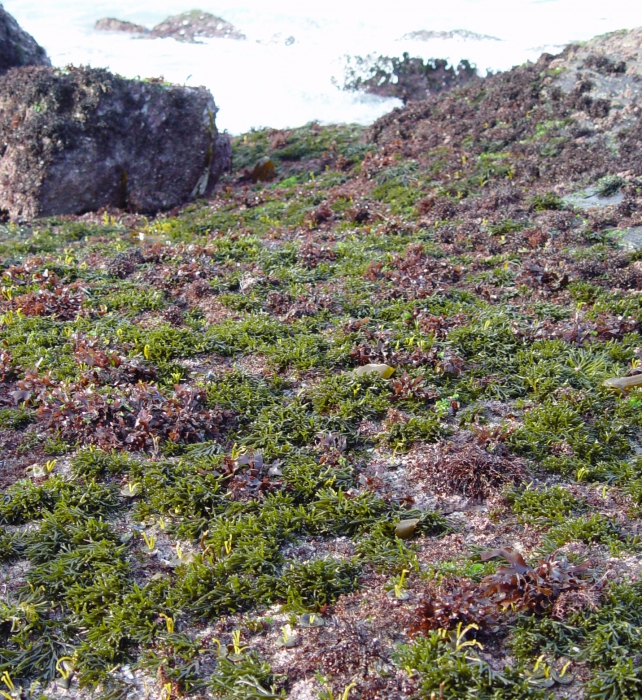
0;4;50;75
150;10;245;43
95;18;149;35
0;66;231;220
343;53;478;104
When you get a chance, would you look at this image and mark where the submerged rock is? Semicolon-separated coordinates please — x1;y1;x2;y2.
256;33;296;47
0;4;50;75
95;18;149;35
150;10;245;43
0;66;231;220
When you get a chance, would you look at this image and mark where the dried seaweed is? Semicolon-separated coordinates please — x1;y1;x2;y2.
432;438;525;499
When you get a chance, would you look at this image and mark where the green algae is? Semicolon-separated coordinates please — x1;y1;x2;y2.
2;107;642;699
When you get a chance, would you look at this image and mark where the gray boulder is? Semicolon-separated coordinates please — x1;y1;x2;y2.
0;66;231;220
0;4;50;75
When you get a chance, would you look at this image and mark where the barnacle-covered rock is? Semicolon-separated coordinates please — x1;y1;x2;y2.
0;66;231;219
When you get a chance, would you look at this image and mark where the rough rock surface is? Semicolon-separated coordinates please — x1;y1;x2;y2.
150;10;245;43
94;18;149;35
547;28;642;142
0;66;231;220
344;53;478;104
0;3;50;75
369;27;642;178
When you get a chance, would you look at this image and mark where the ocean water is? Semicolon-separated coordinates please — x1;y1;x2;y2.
5;0;642;134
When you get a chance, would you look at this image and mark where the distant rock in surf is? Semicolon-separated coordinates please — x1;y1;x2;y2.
341;53;478;104
256;33;296;46
95;18;149;35
401;29;501;42
0;4;50;76
150;10;246;43
0;66;231;220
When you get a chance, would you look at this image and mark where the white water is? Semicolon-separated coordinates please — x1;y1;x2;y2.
5;0;642;134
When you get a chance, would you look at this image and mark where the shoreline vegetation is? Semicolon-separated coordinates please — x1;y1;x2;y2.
4;15;642;700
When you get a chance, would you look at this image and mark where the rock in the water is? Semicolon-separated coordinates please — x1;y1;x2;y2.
342;53;478;104
0;66;231;220
0;4;50;75
150;10;245;43
401;29;500;42
95;18;149;34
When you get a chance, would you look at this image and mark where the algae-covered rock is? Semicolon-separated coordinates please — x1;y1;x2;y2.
546;28;642;139
0;4;50;75
342;53;478;104
150;11;246;43
0;66;231;219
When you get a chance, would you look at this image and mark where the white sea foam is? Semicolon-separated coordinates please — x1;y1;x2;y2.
5;0;642;134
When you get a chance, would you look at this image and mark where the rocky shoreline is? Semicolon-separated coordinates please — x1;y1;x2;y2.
2;6;642;700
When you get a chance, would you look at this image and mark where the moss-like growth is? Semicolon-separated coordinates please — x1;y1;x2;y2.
3;60;642;697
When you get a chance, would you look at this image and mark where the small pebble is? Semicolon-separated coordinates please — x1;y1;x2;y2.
353;363;395;379
395;518;420;539
299;612;324;628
